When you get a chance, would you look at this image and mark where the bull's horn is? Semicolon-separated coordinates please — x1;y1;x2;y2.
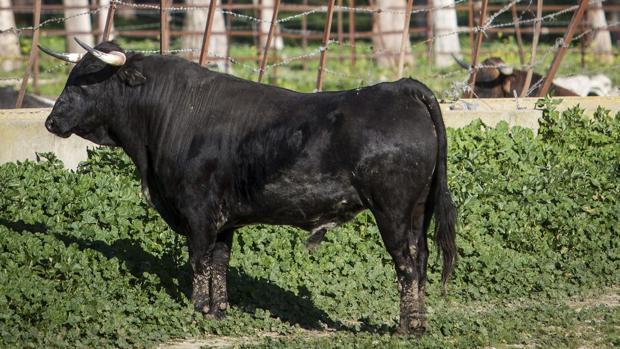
74;37;126;66
37;45;84;63
498;65;514;75
451;54;471;70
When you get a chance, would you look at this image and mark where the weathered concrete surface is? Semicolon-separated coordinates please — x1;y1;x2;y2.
0;108;96;170
1;97;618;169
450;96;620;115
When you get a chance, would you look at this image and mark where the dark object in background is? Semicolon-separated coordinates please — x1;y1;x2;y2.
0;87;54;109
453;56;579;98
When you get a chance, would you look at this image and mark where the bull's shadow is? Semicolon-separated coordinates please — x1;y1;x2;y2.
0;218;350;331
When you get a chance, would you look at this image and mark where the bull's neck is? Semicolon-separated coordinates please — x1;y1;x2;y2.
108;80;184;180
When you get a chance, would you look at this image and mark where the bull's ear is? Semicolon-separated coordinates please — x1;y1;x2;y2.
118;68;146;86
117;55;146;86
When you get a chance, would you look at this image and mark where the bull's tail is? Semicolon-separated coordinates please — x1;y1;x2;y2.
409;79;457;291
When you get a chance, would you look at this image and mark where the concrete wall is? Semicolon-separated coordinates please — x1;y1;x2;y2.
0;108;96;170
1;97;618;169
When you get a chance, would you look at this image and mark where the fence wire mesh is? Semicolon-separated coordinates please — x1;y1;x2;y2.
0;0;618;100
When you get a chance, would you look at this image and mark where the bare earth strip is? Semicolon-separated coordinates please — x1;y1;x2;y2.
158;287;619;349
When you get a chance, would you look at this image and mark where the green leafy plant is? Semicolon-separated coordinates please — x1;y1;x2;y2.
0;101;618;347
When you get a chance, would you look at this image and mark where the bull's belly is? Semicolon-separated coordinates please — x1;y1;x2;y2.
236;176;364;231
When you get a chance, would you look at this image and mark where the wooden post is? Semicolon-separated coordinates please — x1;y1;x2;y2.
160;0;170;54
316;0;336;92
580;13;587;68
521;0;542;97
396;0;414;79
426;0;433;64
348;0;355;66
102;0;116;41
337;0;344;63
468;0;474;60
255;0;262;66
511;1;525;65
466;0;488;98
199;0;218;65
258;0;281;82
33;48;40;95
225;0;233;73
302;0;308;69
16;0;41;108
537;0;589;97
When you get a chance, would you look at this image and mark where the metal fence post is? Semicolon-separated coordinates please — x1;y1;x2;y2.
199;0;218;65
102;0;117;41
258;0;281;82
537;0;589;97
465;0;488;98
16;0;41;108
160;0;170;54
315;0;336;92
521;0;543;97
396;0;414;79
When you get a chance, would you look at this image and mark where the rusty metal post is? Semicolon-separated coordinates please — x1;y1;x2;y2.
396;0;414;78
102;0;117;41
33;47;40;95
580;13;587;68
160;0;170;54
199;0;218;65
337;0;344;64
465;0;488;98
426;0;433;64
348;0;355;66
302;0;309;69
225;0;233;73
255;0;263;65
537;0;589;97
16;0;41;108
258;0;281;82
253;0;261;66
521;0;542;97
316;0;336;92
511;1;525;65
468;0;474;60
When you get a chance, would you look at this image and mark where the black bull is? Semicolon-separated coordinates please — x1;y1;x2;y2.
43;41;456;335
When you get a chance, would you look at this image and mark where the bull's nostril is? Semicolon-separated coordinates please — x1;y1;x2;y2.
45;118;54;131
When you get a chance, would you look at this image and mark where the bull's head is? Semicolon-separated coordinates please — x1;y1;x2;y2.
40;38;145;145
454;55;516;97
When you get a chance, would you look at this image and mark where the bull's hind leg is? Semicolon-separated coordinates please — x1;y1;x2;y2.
356;179;430;336
413;185;432;334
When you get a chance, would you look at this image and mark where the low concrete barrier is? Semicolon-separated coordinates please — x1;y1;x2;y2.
0;97;618;169
0;108;96;170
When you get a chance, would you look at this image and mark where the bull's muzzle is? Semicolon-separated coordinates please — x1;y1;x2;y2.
45;115;71;138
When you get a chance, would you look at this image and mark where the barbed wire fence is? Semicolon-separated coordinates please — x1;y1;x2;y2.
0;0;618;105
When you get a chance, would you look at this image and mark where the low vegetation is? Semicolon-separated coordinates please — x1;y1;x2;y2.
0;99;618;347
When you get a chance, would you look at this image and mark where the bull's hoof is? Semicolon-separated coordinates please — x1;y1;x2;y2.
193;300;210;314
203;302;228;320
394;319;426;337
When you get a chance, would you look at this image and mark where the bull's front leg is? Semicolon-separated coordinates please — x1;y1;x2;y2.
187;213;234;319
188;221;216;315
208;229;234;319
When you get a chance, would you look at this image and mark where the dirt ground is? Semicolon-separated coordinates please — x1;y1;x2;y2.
158;288;619;349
